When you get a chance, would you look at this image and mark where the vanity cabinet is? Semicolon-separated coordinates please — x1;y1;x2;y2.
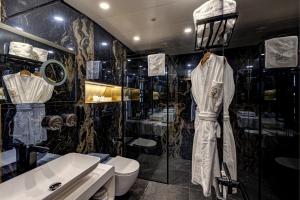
56;164;115;200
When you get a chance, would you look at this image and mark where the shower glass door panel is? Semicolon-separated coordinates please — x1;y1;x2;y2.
124;57;168;183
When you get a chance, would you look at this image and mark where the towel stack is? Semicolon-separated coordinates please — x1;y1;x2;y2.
9;42;33;59
193;0;237;47
9;41;48;62
32;47;49;62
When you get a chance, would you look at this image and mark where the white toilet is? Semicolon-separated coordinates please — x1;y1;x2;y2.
106;156;140;196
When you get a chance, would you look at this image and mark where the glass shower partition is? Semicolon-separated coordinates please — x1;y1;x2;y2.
124;56;169;183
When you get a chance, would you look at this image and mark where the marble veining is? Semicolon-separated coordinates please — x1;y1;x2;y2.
73;17;96;153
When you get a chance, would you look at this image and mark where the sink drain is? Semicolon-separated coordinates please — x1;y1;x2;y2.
49;182;62;191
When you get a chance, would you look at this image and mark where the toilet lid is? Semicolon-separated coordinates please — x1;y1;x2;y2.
107;156;140;175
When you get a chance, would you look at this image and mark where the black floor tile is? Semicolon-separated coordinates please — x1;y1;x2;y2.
142;181;189;200
116;179;149;200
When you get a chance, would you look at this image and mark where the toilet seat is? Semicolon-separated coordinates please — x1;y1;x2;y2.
107;156;140;175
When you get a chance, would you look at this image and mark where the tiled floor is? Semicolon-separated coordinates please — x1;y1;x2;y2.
126;153;245;200
116;179;243;200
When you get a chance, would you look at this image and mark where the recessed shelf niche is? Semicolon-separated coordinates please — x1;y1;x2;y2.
85;81;140;103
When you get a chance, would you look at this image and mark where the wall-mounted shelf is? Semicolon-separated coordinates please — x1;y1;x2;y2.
0;54;43;66
194;13;238;50
85;81;140;104
0;23;74;54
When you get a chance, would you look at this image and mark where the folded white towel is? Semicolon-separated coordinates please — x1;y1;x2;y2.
265;36;298;68
86;61;101;79
193;0;236;48
9;42;33;59
32;47;48;62
193;0;236;26
148;53;165;76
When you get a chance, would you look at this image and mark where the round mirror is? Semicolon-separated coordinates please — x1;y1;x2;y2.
40;59;68;86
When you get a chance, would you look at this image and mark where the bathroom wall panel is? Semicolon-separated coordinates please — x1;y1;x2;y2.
92;27;128;155
0;0;128;183
3;0;55;17
0;28;77;102
1;0;79;50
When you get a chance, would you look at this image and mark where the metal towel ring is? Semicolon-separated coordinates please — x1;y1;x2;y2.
40;59;68;86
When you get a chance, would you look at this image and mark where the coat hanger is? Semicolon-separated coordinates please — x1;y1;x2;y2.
200;49;212;66
20;65;31;77
33;71;41;77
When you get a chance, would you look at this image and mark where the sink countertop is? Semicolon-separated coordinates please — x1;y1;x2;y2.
55;164;115;200
0;153;101;200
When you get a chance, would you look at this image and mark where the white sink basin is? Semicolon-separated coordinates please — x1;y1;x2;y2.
0;153;100;200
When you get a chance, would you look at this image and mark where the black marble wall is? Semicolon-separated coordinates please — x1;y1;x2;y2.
0;0;128;182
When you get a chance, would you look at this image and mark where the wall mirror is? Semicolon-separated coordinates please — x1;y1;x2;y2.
41;59;68;86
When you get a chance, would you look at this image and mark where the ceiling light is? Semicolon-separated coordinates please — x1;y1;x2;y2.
187;63;192;67
99;2;110;10
184;27;192;34
133;36;140;41
54;16;64;22
139;65;143;68
48;50;54;54
15;26;23;31
101;42;108;46
246;65;253;69
127;59;131;62
68;47;74;51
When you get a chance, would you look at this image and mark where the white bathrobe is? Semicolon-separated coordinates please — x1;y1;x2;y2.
191;53;236;197
3;72;54;104
3;72;54;145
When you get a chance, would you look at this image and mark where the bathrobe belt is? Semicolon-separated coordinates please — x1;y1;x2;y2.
198;112;230;121
198;112;220;137
198;112;230;138
198;112;217;121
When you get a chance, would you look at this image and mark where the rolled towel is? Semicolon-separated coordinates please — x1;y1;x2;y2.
9;42;33;59
42;115;63;131
62;114;77;127
32;47;48;62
